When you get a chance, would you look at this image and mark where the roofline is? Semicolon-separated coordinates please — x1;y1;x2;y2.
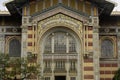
4;0;14;4
0;11;10;16
111;11;120;16
106;0;117;6
5;0;115;16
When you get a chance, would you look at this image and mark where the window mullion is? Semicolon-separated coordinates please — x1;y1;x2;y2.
66;33;69;53
52;33;54;53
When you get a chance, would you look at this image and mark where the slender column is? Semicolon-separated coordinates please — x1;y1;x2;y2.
66;56;69;80
52;33;54;53
117;35;120;67
66;33;69;53
86;26;88;53
77;54;81;80
0;34;5;53
93;27;100;80
52;56;54;80
21;26;28;57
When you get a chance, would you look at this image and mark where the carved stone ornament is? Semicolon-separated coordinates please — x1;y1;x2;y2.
38;14;83;35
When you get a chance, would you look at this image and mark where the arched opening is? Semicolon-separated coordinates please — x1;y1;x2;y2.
42;27;80;54
44;31;76;54
40;27;82;80
9;39;21;57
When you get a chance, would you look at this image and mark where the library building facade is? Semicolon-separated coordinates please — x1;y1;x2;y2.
0;0;120;80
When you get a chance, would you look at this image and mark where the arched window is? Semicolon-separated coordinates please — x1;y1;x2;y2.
54;32;66;53
9;39;21;57
101;39;113;58
44;31;76;53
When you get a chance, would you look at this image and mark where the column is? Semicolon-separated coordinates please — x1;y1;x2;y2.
21;15;31;57
66;56;69;80
21;26;28;57
77;53;81;80
66;33;69;53
117;35;120;67
52;33;54;53
0;33;5;53
52;56;55;80
93;27;100;80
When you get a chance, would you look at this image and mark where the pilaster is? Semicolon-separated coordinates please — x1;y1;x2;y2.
93;27;100;80
21;16;32;57
21;26;28;57
117;34;120;67
0;34;5;53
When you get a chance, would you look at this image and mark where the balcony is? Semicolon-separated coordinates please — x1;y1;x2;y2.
69;68;77;73
54;68;66;73
43;53;78;60
44;68;52;73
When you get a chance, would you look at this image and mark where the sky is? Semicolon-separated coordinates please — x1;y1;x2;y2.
0;0;120;11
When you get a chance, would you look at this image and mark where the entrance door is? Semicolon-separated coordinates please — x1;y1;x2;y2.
55;76;66;80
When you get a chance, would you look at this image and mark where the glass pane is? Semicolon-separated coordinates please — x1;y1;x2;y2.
44;35;52;53
9;39;21;57
54;32;66;53
101;39;113;58
44;31;76;53
69;35;76;53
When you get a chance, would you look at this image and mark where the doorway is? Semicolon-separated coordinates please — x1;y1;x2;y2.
55;76;66;80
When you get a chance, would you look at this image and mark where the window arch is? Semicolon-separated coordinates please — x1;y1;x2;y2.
44;31;76;53
9;39;21;57
101;39;113;58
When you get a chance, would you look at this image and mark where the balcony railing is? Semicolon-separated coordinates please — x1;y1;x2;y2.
54;68;66;73
43;53;78;60
44;68;52;73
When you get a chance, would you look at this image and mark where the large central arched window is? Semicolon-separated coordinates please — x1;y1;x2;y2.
44;31;76;53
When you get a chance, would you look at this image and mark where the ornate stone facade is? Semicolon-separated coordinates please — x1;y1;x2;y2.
0;0;119;80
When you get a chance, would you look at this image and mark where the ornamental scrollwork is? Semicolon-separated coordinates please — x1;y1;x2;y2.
38;14;83;34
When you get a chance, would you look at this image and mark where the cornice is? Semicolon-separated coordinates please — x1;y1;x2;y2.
31;4;90;24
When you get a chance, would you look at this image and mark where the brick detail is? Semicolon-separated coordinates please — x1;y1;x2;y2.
84;75;94;79
100;63;118;67
28;26;32;30
100;62;118;80
28;34;32;38
84;67;93;71
100;78;112;80
88;34;93;38
88;26;93;30
112;63;118;67
84;59;93;62
85;34;93;38
88;42;93;46
28;42;32;46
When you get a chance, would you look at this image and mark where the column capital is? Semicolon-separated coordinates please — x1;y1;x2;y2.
93;28;99;33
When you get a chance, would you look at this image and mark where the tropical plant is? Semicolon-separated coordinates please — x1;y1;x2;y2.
113;68;120;80
0;53;10;80
21;54;40;80
0;53;40;80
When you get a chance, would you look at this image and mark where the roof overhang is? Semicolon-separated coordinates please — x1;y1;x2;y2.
111;11;120;16
88;0;115;15
0;11;10;16
5;0;28;16
5;0;115;16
